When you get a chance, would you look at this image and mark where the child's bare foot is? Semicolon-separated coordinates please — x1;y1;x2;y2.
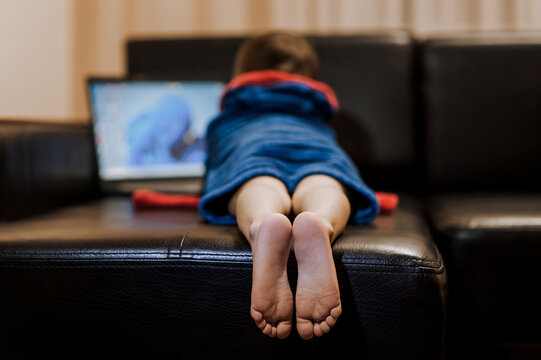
250;213;294;339
293;211;342;340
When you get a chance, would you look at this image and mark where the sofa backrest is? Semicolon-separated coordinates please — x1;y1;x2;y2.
127;32;418;193
0;121;98;221
421;33;541;192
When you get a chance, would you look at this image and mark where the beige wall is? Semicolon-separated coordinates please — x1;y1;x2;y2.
2;0;541;122
0;0;73;120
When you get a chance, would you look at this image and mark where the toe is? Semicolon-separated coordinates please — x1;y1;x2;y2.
296;318;314;340
251;309;267;330
330;305;342;319
251;308;263;322
262;323;273;336
325;314;337;327
313;323;323;337
257;320;267;330
319;321;331;334
276;321;292;339
319;321;331;333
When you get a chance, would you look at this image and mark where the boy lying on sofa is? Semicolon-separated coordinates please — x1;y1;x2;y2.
198;32;379;340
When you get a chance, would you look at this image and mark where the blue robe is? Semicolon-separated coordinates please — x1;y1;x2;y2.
199;79;379;225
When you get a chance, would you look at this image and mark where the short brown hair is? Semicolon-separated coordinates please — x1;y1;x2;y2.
233;32;319;79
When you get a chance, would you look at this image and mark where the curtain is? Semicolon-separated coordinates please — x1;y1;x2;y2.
117;0;541;34
71;0;541;118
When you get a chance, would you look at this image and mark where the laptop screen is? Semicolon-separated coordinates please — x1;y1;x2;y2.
88;80;224;181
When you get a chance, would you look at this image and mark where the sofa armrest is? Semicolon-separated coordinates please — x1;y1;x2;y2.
0;195;446;359
0;120;98;221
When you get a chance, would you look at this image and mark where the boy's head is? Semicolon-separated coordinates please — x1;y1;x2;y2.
233;32;319;79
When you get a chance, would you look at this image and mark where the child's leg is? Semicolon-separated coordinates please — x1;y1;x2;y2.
229;176;292;243
292;174;351;242
291;174;350;339
229;176;294;339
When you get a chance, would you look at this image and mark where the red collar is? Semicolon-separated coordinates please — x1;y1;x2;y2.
224;70;339;110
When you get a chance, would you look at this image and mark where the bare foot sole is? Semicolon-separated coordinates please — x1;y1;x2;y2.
250;213;294;339
293;211;342;340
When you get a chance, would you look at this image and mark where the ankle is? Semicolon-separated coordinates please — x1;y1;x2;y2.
249;213;293;248
293;211;335;243
319;218;335;242
248;221;262;245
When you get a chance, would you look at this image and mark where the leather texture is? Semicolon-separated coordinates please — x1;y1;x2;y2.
421;32;541;359
428;193;541;358
127;33;419;192
422;33;541;192
0;195;446;359
0;120;98;221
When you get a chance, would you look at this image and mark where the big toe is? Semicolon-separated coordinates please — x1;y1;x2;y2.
276;320;293;339
296;318;315;340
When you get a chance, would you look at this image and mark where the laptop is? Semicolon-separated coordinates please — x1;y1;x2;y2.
87;78;224;195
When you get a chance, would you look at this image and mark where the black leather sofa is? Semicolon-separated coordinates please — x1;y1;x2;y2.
421;33;541;359
0;31;539;360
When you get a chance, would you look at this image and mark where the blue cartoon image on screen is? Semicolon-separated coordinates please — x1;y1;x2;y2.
90;81;223;181
127;95;205;165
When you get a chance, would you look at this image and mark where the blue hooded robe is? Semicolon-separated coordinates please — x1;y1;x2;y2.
199;70;379;225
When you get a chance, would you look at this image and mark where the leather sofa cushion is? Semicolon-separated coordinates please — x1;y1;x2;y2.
422;33;541;192
428;193;541;349
127;32;418;191
0;120;98;220
0;195;445;359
